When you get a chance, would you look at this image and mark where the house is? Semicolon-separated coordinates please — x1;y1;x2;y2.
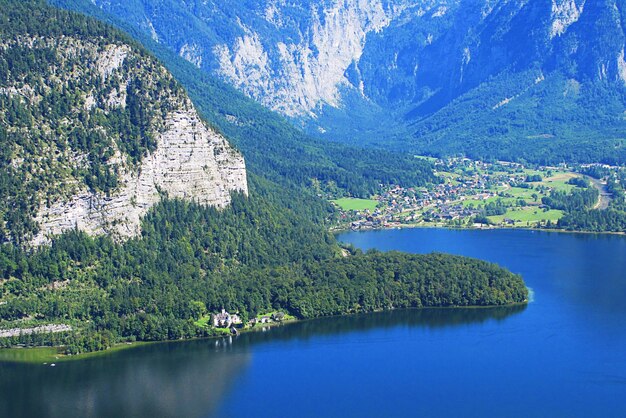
272;312;285;322
211;309;242;328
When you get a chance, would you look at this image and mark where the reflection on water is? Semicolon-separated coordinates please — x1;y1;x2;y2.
0;306;524;418
247;305;527;344
4;228;626;418
0;337;249;418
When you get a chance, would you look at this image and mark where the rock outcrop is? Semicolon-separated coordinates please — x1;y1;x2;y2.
213;0;395;117
34;102;247;245
0;34;247;245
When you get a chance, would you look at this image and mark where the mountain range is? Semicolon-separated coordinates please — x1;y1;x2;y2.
64;0;626;164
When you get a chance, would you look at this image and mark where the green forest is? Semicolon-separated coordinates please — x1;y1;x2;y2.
0;189;527;355
0;1;527;355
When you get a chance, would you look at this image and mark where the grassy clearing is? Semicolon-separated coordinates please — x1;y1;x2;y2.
414;155;438;162
332;198;378;212
0;347;62;363
505;187;539;200
255;311;296;321
542;173;579;192
488;208;564;224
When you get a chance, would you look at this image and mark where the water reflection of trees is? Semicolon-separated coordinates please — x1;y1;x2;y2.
237;305;527;347
0;340;250;418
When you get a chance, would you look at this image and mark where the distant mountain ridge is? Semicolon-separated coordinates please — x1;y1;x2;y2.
71;0;626;163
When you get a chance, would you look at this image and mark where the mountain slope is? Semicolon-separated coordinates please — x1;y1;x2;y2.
0;1;247;245
73;0;626;164
51;0;438;197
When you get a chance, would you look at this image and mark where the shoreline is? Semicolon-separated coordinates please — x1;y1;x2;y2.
0;302;528;364
331;222;626;237
0;341;154;364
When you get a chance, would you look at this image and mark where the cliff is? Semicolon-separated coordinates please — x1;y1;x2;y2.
0;25;247;245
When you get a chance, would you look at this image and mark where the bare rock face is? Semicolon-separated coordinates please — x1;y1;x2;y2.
34;103;247;244
550;0;585;39
0;36;248;245
213;0;396;117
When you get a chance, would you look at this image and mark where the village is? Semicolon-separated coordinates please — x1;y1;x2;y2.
333;158;621;230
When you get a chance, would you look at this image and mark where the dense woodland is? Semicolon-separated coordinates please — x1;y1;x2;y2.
0;1;527;354
0;189;527;354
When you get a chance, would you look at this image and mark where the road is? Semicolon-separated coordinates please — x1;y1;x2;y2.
587;176;612;210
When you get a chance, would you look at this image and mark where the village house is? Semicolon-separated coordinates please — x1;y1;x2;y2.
211;309;242;328
272;312;285;322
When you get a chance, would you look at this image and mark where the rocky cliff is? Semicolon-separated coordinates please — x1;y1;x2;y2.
0;29;247;245
33;98;247;245
86;0;418;117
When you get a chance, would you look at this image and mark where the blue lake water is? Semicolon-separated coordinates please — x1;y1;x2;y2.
2;228;626;417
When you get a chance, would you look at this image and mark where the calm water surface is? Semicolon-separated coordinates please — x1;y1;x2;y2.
2;228;626;417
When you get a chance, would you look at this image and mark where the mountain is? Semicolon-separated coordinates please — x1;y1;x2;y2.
0;1;247;245
71;0;626;164
50;0;438;198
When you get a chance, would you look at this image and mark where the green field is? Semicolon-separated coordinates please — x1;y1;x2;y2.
506;187;539;199
488;208;564;225
542;173;579;192
414;155;438;162
255;311;296;321
332;198;378;212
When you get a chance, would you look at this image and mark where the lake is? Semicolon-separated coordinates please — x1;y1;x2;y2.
2;228;626;417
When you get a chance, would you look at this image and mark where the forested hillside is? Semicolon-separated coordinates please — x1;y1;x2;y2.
0;1;527;355
0;0;248;245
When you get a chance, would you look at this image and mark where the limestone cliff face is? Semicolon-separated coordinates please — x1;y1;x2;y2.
88;0;626;116
0;34;247;245
90;0;419;118
213;0;396;117
33;102;247;244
